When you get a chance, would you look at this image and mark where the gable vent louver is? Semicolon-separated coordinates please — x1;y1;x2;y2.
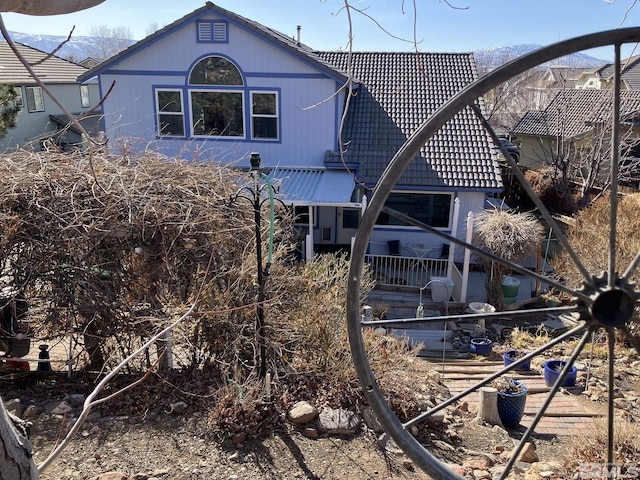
198;21;227;43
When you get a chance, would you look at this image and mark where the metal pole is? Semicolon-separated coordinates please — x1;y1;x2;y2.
250;154;267;379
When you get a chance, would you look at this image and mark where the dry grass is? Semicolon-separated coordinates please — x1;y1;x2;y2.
559;417;640;474
0;149;437;440
552;193;640;289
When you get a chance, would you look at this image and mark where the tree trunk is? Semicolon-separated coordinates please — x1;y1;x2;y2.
476;387;504;428
0;398;38;479
0;0;104;15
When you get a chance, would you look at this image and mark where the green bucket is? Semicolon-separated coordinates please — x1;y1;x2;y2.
501;276;520;300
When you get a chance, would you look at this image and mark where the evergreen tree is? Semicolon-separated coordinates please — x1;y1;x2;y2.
0;84;20;138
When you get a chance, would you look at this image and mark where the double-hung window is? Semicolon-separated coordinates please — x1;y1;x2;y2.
251;91;278;140
80;84;90;108
156;89;185;137
25;86;44;112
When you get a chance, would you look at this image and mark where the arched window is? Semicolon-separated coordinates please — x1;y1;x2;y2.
189;56;243;86
188;56;244;137
155;55;279;140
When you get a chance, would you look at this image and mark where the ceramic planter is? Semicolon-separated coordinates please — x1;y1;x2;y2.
503;349;531;371
544;360;578;387
470;337;493;355
497;380;528;429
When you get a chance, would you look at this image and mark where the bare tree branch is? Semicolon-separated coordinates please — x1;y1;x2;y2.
30;28;76;66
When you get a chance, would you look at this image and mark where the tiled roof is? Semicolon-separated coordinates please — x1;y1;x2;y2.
592;54;640;90
318;52;502;190
545;67;585;89
0;41;87;84
512;89;640;139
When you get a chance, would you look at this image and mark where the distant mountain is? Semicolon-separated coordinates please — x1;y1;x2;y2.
6;31;136;63
2;32;610;70
474;44;608;72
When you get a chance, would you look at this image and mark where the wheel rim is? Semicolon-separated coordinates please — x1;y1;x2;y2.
347;27;640;479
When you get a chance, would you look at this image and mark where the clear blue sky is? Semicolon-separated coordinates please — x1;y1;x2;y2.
3;0;640;60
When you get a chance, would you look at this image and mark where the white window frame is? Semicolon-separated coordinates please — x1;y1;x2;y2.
80;84;90;108
25;86;44;113
156;88;185;138
13;87;23;108
250;91;279;141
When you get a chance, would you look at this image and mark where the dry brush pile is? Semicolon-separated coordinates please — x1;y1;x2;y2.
0;150;431;440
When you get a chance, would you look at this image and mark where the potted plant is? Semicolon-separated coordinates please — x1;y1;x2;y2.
470;337;493;355
492;377;528;429
503;349;531;371
543;360;578;387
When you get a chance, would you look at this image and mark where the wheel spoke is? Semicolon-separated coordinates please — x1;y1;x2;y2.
607;327;616;465
499;327;593;479
609;45;622;287
620;324;640;353
346;29;640;479
622;250;640;282
362;304;586;328
400;323;588;429
381;205;592;303
471;103;595;288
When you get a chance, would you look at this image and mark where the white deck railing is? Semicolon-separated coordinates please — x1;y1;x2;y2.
365;254;447;287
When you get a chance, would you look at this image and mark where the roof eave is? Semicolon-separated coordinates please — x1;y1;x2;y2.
78;2;348;84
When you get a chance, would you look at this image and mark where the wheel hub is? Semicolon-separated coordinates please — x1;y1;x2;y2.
578;273;638;328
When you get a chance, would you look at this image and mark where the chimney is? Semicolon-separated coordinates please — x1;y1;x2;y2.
296;25;301;45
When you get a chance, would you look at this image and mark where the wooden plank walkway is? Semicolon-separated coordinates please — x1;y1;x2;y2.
425;359;603;436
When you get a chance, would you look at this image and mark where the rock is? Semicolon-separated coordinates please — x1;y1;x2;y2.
509;442;539;463
378;434;403;455
402;459;414;471
23;404;44;418
65;393;86;408
362;407;384;433
4;398;23;417
166;401;187;414
473;469;492;479
445;463;467;476
45;400;73;415
432;439;456;452
457;401;469;412
302;426;318;439
287;400;318;425
89;473;127;480
463;456;494;470
317;408;361;435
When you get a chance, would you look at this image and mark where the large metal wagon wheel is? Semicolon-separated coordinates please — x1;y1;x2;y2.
347;28;640;479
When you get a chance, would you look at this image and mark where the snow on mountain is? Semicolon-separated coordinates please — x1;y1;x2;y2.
3;32;608;70
6;31;135;63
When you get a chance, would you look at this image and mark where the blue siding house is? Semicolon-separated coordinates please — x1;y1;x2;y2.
78;2;502;288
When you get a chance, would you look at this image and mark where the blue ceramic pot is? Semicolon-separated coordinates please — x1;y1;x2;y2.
497;380;528;429
503;349;531;371
470;337;493;355
544;360;577;387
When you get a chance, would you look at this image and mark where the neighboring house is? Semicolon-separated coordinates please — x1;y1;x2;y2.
512;89;640;175
0;41;102;152
77;2;502;288
574;54;640;90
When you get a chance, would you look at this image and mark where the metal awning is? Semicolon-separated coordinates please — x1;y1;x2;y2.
268;167;359;207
